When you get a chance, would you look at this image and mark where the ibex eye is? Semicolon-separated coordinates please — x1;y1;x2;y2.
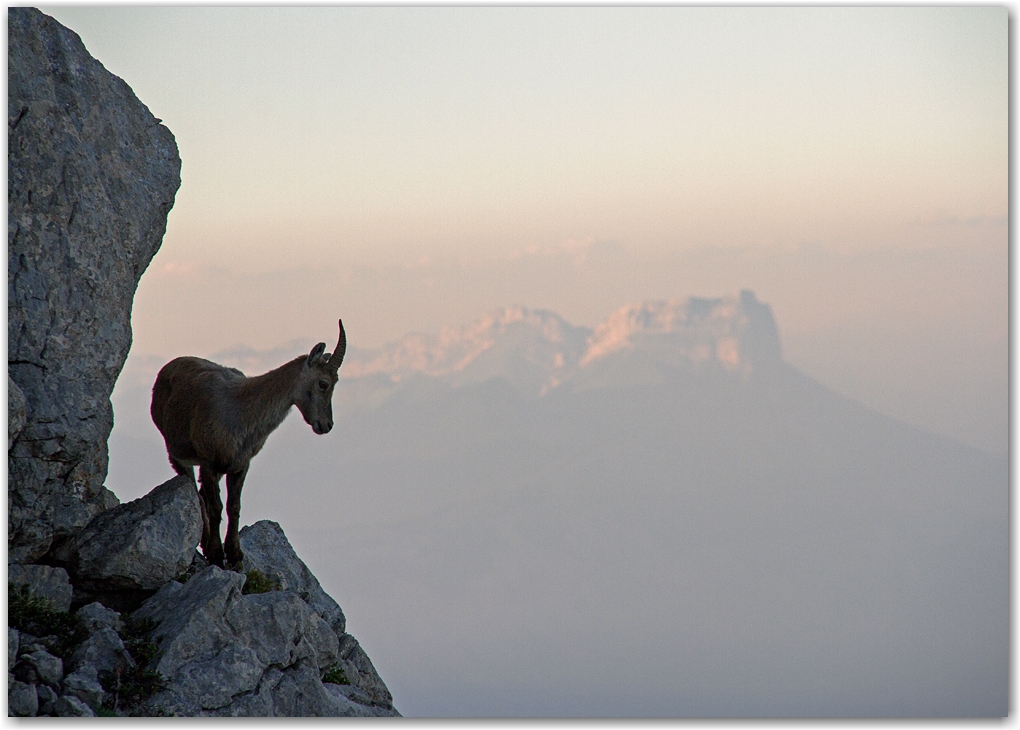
318;380;329;391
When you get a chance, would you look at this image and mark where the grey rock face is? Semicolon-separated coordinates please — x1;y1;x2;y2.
62;664;105;709
76;601;124;634
8;7;181;563
68;627;134;676
135;539;398;717
9;627;19;671
8;375;26;451
36;683;58;715
52;694;96;717
57;475;202;595
9;680;39;717
8;563;73;612
18;648;63;688
239;520;346;635
336;633;394;708
135;566;342;714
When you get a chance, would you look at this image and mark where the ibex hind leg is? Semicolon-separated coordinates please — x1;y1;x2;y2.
198;466;226;568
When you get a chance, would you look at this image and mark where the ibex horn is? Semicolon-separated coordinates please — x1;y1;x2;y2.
328;319;346;371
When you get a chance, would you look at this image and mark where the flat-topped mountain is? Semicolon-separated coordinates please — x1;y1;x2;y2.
223;290;783;405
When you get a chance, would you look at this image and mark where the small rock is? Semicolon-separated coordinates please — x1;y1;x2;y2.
8;628;19;671
36;683;59;715
76;602;123;634
53;695;96;717
8;680;39;716
20;648;64;687
62;665;105;710
68;627;134;675
8;564;74;612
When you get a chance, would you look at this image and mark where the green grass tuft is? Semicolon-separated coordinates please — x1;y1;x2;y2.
8;583;87;658
242;568;281;595
99;613;170;716
322;664;350;685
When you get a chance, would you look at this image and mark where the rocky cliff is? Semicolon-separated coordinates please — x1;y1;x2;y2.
10;480;398;716
8;6;180;563
8;8;398;717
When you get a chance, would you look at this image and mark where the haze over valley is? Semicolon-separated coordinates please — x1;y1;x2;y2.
107;292;1007;717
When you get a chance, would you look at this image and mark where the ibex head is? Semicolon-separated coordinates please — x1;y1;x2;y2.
295;319;346;435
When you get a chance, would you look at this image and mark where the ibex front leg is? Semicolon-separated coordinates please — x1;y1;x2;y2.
198;466;226;568
224;466;249;569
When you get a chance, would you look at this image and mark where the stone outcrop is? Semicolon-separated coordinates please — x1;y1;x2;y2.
52;475;203;607
8;564;73;613
132;522;398;717
238;521;347;636
8;6;182;563
9;493;400;717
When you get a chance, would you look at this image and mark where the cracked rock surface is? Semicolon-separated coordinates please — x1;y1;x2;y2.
8;6;181;563
134;524;399;717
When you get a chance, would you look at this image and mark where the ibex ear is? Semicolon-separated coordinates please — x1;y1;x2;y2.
306;342;327;368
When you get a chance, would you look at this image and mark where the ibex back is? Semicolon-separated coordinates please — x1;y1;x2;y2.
151;320;346;568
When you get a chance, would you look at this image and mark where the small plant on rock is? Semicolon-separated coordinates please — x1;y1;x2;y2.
242;568;281;595
8;583;87;658
322;663;350;685
99;613;169;716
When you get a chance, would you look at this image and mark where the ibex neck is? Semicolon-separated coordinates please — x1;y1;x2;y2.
235;355;305;433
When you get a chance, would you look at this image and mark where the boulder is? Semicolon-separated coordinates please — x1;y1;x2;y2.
8;7;181;563
335;633;394;709
76;601;124;634
16;648;63;687
239;520;346;634
56;476;202;599
8;563;73;612
61;664;105;709
52;695;96;717
67;627;134;676
8;680;39;717
36;683;58;715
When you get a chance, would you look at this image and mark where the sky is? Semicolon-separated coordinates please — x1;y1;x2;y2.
34;7;1005;442
35;5;1007;456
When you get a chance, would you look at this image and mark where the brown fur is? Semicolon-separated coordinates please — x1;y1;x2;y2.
151;320;346;568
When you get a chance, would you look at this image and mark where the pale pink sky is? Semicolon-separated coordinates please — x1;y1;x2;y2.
42;6;1008;453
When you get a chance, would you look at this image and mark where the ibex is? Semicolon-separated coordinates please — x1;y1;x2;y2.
150;320;346;569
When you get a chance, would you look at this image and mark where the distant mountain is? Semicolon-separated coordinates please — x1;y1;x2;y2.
107;292;1007;717
337;290;784;404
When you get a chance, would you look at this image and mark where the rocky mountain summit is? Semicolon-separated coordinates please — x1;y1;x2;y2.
8;8;397;717
338;290;782;399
